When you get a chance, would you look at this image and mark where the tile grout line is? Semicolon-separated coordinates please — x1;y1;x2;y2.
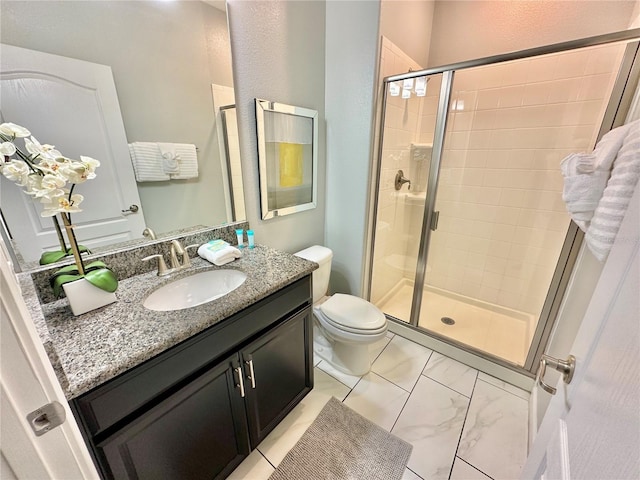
257;448;277;470
420;371;473;399
456;456;496;480
447;370;480;480
406;465;425;479
388;351;434;433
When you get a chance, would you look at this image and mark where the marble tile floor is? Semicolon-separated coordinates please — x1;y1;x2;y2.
377;284;529;366
229;331;529;480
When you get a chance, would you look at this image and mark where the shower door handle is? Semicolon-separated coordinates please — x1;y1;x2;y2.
430;211;440;231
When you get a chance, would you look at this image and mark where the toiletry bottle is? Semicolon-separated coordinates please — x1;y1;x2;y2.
247;230;255;249
236;229;244;248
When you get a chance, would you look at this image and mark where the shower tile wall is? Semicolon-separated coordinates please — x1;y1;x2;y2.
427;43;624;326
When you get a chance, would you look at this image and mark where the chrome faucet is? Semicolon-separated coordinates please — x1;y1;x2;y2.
142;227;156;240
169;240;185;269
394;170;411;191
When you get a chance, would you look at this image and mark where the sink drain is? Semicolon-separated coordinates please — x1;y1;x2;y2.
441;316;455;326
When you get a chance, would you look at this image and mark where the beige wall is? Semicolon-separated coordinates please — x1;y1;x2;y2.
1;1;233;234
228;0;327;254
428;0;637;67
380;0;435;68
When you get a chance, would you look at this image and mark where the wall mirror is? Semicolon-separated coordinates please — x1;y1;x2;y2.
255;99;318;220
0;0;245;270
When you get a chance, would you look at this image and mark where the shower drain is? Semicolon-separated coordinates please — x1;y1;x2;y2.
441;316;456;326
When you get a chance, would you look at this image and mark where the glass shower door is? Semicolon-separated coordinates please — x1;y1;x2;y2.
417;42;627;366
369;73;444;322
369;34;636;371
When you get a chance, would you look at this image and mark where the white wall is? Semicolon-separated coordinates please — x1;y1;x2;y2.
325;1;381;295
227;0;326;253
428;0;638;67
1;1;233;235
380;0;435;68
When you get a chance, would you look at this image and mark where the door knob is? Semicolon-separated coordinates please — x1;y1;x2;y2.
536;354;576;395
121;204;139;214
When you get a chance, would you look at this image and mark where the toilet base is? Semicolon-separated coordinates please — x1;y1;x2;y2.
313;327;373;376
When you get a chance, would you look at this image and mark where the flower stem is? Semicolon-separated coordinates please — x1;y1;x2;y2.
60;213;85;276
52;216;68;252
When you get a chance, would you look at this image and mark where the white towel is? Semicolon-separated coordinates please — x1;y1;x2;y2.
198;244;242;266
585;120;640;261
157;143;180;175
560;122;632;230
160;143;198;179
128;142;169;182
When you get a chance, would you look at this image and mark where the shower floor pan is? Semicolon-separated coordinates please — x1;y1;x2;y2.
377;282;532;366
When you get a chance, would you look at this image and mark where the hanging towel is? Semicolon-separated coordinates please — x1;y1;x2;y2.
560;122;631;230
167;143;198;179
585;120;640;261
157;143;180;175
128;142;169;182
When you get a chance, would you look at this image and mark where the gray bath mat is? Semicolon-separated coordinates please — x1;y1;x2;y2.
269;397;412;480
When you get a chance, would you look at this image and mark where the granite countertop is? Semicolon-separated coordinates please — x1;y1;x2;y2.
25;245;317;400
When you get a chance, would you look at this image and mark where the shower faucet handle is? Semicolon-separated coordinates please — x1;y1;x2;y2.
394;170;411;191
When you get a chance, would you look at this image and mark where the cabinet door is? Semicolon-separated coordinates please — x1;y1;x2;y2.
242;307;313;447
98;357;249;480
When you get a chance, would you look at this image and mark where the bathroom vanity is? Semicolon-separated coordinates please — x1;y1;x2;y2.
22;244;317;479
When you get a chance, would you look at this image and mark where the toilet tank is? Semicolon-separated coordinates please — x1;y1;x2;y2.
294;246;332;303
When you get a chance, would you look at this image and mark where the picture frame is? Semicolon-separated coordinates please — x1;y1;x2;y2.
255;98;318;220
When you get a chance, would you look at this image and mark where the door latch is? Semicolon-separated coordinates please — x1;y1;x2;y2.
536;354;576;395
430;211;440;231
26;401;66;436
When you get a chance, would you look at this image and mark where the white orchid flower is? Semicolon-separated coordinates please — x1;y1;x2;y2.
80;155;100;173
61;158;98;183
0;122;31;139
0;142;16;157
40;191;84;217
25;136;61;160
37;156;70;176
25;173;67;199
0;159;30;185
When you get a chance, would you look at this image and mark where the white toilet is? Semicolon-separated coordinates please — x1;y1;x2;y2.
295;245;388;376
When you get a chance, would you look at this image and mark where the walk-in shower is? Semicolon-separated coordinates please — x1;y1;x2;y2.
367;29;640;374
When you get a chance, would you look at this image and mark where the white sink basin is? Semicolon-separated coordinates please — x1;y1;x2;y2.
143;269;247;311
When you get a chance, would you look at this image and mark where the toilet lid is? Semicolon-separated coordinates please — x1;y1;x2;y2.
319;294;386;330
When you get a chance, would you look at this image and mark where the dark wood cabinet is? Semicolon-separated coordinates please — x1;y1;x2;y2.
243;308;311;447
99;357;250;480
71;276;314;479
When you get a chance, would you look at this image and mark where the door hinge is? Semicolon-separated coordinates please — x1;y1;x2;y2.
26;401;66;436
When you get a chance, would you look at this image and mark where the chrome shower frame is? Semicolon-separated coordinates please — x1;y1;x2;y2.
366;28;640;378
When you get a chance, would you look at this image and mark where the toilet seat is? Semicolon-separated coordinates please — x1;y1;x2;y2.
318;294;386;334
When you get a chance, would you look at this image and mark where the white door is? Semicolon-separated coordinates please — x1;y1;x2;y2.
0;240;99;479
0;43;146;262
522;181;640;479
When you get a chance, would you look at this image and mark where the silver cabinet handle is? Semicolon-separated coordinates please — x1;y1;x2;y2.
537;354;576;395
245;357;256;389
234;366;245;397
